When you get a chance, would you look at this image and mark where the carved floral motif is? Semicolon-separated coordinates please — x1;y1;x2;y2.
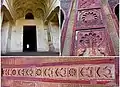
75;30;108;56
77;9;103;28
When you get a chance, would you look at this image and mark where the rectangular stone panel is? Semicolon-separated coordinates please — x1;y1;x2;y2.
1;57;117;87
78;0;101;9
76;9;104;29
74;29;110;56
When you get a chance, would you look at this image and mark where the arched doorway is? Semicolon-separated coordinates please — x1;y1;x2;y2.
115;4;119;20
23;13;37;52
25;13;34;19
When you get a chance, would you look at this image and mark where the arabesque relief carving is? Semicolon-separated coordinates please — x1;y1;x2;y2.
75;30;108;56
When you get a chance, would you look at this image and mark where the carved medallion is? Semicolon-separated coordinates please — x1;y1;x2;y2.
77;9;103;28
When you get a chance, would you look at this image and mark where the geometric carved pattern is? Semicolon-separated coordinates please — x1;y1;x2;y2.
75;29;109;56
2;64;115;80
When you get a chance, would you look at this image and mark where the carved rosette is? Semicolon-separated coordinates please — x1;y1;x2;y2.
75;30;109;56
77;9;103;29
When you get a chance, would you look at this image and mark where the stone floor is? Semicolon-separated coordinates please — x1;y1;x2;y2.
2;52;59;56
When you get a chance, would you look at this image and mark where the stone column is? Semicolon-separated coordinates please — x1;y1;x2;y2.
6;22;12;52
1;21;10;54
48;22;55;52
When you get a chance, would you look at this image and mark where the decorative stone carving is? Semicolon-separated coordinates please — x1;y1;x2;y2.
75;30;109;56
35;8;43;18
77;9;103;29
13;0;46;19
78;0;100;9
2;64;114;80
2;58;117;86
16;8;24;18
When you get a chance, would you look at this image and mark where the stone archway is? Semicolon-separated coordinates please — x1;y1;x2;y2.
25;13;34;19
1;5;13;24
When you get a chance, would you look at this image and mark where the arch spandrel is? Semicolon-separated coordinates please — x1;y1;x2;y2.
1;5;13;23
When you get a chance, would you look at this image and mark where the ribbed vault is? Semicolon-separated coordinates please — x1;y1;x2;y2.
13;0;47;19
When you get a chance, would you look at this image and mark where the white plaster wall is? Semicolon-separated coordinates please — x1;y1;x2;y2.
50;22;59;52
1;22;9;53
36;19;49;51
10;17;49;52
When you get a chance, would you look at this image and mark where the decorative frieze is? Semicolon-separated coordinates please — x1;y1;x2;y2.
2;64;115;80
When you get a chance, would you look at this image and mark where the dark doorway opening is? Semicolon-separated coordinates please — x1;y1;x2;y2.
115;4;119;20
61;10;64;28
23;26;37;52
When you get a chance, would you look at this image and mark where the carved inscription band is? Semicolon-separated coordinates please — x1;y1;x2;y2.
3;64;115;80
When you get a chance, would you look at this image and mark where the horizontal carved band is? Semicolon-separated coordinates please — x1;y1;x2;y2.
3;64;115;80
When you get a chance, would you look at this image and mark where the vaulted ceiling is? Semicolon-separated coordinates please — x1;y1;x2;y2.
12;0;48;19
